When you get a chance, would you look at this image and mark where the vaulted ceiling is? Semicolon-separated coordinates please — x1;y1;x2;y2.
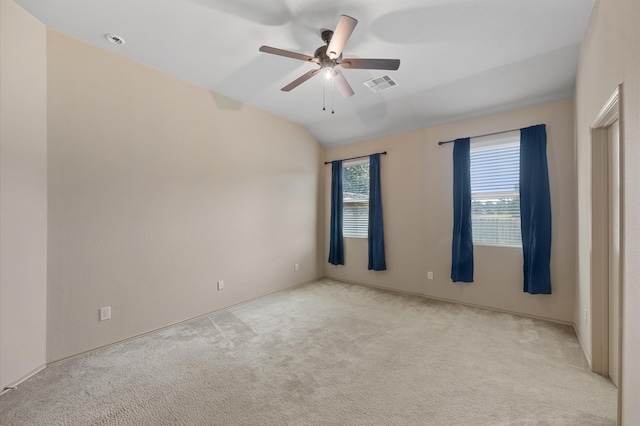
16;0;595;146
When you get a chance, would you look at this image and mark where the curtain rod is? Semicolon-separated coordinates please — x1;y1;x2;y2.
324;151;387;165
437;125;543;145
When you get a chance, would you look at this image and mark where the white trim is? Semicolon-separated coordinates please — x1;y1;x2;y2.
588;84;623;424
0;364;46;396
473;243;521;249
590;86;620;129
574;323;592;369
324;276;573;326
589;85;621;376
342;158;367;167
471;130;520;149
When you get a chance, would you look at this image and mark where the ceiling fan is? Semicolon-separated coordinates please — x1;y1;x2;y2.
259;15;400;100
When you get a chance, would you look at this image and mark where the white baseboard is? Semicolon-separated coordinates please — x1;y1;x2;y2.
323;275;573;326
1;364;46;396
573;323;592;369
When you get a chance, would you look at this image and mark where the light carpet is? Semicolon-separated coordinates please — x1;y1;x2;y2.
0;279;616;425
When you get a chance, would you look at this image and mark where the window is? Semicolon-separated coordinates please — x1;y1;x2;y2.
470;132;522;246
343;160;369;238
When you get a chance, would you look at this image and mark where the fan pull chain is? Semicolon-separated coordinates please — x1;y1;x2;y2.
331;72;335;114
322;79;326;111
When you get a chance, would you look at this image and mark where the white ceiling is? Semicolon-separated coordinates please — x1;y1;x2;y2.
15;0;595;147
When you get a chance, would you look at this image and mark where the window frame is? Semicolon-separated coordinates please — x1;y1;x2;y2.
342;159;369;239
469;131;522;248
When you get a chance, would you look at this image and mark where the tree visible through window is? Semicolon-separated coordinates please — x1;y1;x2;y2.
343;161;369;238
470;133;522;246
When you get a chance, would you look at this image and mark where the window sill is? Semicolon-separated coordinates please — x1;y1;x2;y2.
473;243;521;249
344;235;368;239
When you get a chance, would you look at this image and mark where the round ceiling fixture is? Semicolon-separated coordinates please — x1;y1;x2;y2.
105;34;125;45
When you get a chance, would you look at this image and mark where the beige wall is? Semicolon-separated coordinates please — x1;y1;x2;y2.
575;0;640;423
0;0;48;388
324;99;576;323
46;31;324;362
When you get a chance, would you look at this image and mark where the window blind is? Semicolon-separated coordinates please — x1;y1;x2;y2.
470;137;522;246
343;161;369;238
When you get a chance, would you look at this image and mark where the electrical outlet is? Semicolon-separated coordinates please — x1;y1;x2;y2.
427;271;434;280
100;306;111;321
583;308;588;325
294;263;299;272
217;280;224;290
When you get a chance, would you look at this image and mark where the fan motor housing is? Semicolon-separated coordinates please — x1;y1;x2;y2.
321;30;333;44
314;45;341;68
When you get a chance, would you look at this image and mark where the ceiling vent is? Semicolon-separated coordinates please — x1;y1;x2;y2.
363;75;398;93
105;34;125;45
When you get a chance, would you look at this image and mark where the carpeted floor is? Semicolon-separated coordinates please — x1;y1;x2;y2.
0;279;616;425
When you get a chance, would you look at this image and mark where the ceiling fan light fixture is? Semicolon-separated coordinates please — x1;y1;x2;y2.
324;67;334;80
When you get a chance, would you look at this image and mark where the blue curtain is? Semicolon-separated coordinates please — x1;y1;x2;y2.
328;160;344;265
520;124;552;294
368;154;386;271
451;138;474;282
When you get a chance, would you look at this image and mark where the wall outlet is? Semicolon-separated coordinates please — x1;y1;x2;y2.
100;306;111;321
583;308;588;325
217;280;224;290
427;271;434;280
294;263;299;272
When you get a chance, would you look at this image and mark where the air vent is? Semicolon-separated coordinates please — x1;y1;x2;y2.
105;34;125;45
363;75;398;93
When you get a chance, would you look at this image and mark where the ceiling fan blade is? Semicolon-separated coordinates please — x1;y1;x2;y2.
340;58;401;70
326;15;358;60
281;68;321;91
259;46;319;63
332;69;355;98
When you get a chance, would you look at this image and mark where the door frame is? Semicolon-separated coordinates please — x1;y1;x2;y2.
589;84;623;422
